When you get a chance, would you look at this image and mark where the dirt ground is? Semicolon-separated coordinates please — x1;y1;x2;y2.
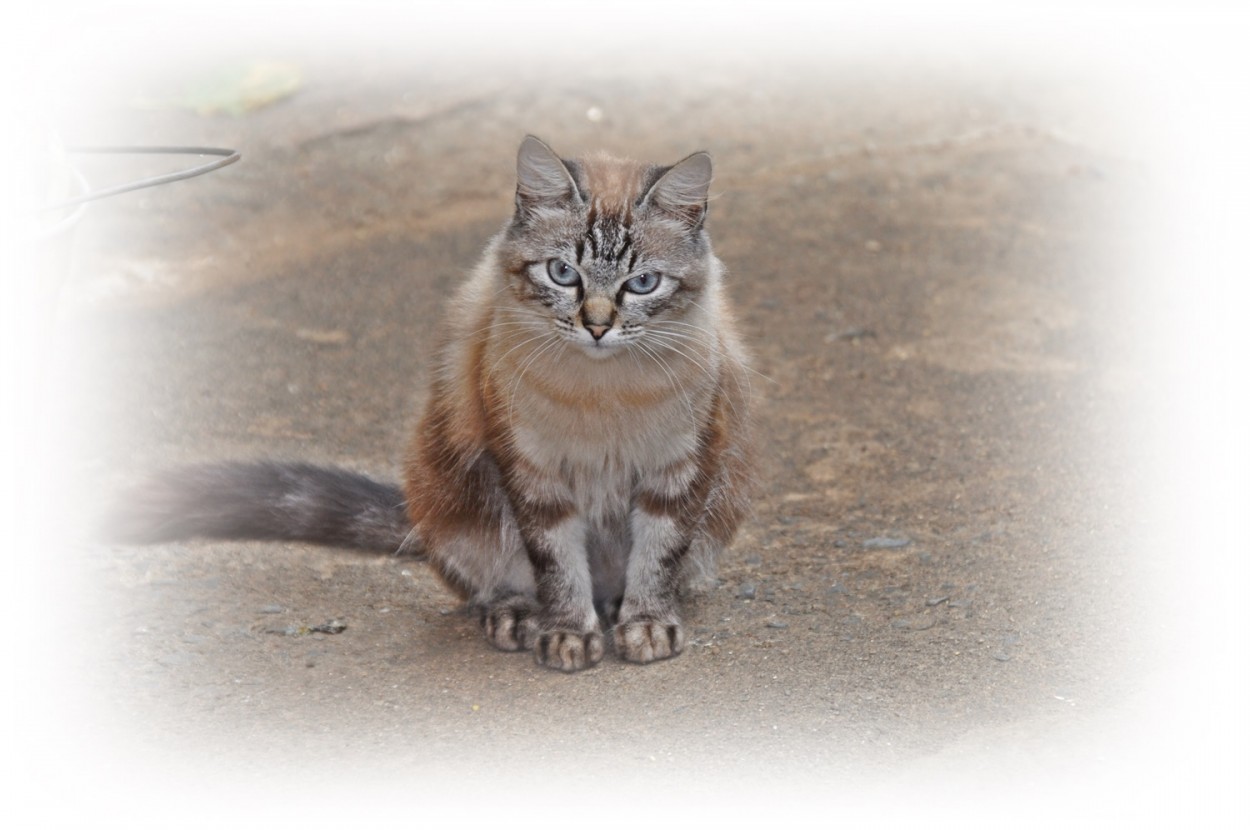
12;25;1243;829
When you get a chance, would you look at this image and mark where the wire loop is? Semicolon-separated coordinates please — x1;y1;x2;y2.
41;146;241;211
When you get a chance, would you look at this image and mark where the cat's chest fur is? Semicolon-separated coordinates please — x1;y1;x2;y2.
489;338;712;508
509;371;704;466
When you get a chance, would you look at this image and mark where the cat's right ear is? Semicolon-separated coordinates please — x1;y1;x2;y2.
515;136;582;218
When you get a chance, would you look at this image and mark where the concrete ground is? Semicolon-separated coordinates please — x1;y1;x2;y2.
15;26;1240;828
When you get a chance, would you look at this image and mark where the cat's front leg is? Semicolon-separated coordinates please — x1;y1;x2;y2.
614;503;692;664
612;452;713;664
512;503;603;672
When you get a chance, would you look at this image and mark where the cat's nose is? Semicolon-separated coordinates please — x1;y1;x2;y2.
585;323;611;340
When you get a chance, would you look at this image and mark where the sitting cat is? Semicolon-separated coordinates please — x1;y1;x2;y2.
111;136;754;672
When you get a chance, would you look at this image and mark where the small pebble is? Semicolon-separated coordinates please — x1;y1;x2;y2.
738;582;757;600
925;596;950;607
264;619;347;636
310;619;347;635
766;621;789;630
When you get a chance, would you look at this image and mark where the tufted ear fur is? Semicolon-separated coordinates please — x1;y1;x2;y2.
641;151;712;231
515;135;581;217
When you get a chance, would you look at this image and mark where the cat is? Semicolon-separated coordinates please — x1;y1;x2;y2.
110;136;754;672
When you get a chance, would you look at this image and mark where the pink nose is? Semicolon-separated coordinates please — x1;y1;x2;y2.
585;324;610;340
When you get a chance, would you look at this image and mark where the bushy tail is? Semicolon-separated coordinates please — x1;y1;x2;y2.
104;461;419;555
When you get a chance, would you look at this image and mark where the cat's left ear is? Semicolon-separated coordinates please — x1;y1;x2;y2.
642;151;713;232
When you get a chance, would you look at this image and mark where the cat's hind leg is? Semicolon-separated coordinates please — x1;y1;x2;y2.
479;591;541;652
425;523;542;652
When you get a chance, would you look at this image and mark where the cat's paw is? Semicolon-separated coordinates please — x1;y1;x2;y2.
534;630;605;672
480;598;540;652
613;619;685;664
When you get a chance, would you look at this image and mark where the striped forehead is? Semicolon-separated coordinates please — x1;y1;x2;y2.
576;153;650;264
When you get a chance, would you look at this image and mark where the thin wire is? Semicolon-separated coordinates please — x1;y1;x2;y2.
41;146;241;211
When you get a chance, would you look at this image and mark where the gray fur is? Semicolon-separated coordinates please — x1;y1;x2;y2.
106;462;417;555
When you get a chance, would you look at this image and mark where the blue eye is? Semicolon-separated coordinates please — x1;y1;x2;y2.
546;259;581;287
624;271;662;295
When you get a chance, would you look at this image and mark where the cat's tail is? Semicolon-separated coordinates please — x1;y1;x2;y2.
103;461;420;556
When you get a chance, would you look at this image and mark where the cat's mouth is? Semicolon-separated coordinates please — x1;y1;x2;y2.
577;338;619;360
564;329;627;360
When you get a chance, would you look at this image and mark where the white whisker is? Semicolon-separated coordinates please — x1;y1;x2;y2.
505;334;563;429
652;319;776;385
632;339;700;434
488;329;561;378
645;327;753;424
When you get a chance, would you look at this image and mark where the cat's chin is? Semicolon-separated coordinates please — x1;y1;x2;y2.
574;340;622;360
578;345;618;360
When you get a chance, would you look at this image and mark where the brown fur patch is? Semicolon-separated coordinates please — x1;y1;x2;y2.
516;366;679;412
496;455;575;534
698;360;755;546
577;152;649;215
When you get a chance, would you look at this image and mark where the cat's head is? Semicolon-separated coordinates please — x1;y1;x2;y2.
498;136;718;360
